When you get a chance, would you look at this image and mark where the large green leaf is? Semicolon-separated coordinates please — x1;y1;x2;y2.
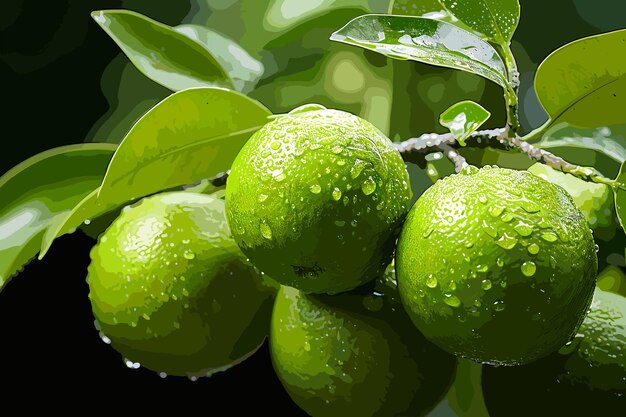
174;24;264;94
0;144;116;290
439;100;491;146
439;0;520;45
92;10;233;91
330;14;509;90
534;29;626;129
389;0;443;16
615;161;626;230
97;87;272;207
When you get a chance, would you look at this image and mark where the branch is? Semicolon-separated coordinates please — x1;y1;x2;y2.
206;129;617;189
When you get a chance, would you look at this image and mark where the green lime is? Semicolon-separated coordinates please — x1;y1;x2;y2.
482;287;626;416
87;191;278;378
225;105;412;294
269;263;457;416
396;165;598;365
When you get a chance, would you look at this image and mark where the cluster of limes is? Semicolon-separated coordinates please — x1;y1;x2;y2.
86;106;622;416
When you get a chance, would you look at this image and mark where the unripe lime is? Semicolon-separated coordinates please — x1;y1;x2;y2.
269;264;456;416
482;287;626;416
87;192;277;377
225;105;412;294
396;165;598;365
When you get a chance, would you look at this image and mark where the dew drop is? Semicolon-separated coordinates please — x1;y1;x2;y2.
513;222;533;236
183;250;195;260
476;264;488;273
270;141;281;150
337;159;346;166
260;223;273;240
304;341;311;351
461;165;479;175
331;146;343;154
258;194;268;203
527;243;540;254
521;261;536;277
332;187;342;201
351;220;358;227
350;160;365;179
496;258;504;267
361;177;377;195
493;301;506;311
478;195;488;204
496;233;518;249
541;232;558;242
425;274;438;288
334;220;345;227
489;206;504;217
309;184;322;194
444;294;461;307
342;196;350;206
501;212;514;222
481;279;492;290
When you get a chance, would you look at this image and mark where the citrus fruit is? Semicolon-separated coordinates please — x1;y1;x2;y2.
396;165;598;365
482;287;626;416
86;191;278;378
269;263;457;416
225;104;412;294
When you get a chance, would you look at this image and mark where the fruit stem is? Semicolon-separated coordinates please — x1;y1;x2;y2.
439;143;468;173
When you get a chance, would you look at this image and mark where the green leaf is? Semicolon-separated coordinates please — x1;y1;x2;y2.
330;14;509;90
97;87;272;207
389;0;443;16
38;187;119;259
390;1;485;38
535;124;626;170
439;100;491;146
439;0;520;45
174;24;264;94
615;161;626;231
91;10;233;91
534;29;626;129
0;144;116;290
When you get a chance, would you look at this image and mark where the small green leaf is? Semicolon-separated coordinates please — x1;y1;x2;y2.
174;24;264;94
330;14;509;90
534;29;626;129
439;100;491;146
439;0;520;45
92;10;233;91
97;87;272;207
615;161;626;231
0;144;116;290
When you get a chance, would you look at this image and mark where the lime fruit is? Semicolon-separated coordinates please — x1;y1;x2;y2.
269;264;457;416
225;105;412;295
482;287;626;416
87;192;278;378
396;165;598;365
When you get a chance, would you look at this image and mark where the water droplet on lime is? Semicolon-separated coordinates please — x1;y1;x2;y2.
260;223;273;240
496;233;518;249
521;261;536;277
513;222;533;236
258;194;268;203
332;187;342;201
527;243;540;254
361;177;377;195
481;279;492;290
426;274;438;288
444;294;461;307
540;232;557;242
309;184;322;194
